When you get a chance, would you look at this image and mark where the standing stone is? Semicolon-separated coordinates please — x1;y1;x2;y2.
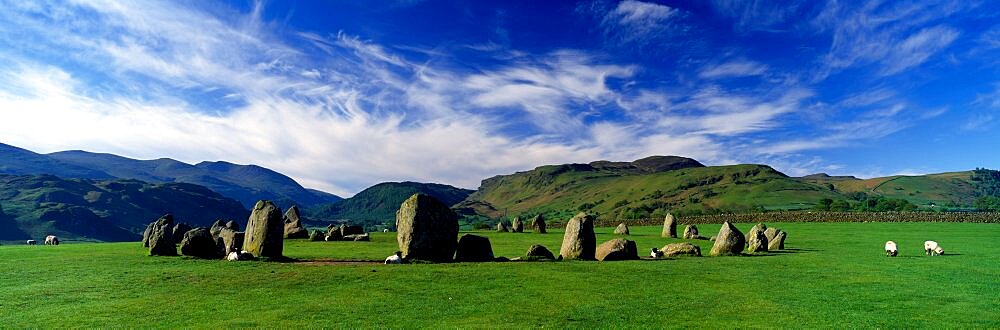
142;222;155;247
395;194;459;262
283;206;309;239
525;244;555;260
180;228;218;258
769;231;787;250
216;228;245;256
683;224;700;239
496;221;510;232
209;220;226;238
661;213;677;238
746;223;769;253
455;234;494;262
511;217;524;233
709;222;745;256
242;200;284;259
661;243;702;257
148;214;177;256
309;230;325;242
340;224;365;237
764;227;780;241
614;223;630;235
325;224;343;241
559;212;596;260
172;223;192;244
595;238;638;261
530;215;546;234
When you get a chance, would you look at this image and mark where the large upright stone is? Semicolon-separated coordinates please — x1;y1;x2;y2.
455;234;494;262
148;214;177;256
395;194;459;262
661;213;677;238
340;225;365;237
496;221;510;232
242;200;284;259
172;223;192;244
209;220;226;238
325;224;343;241
746;223;769;253
559;212;596;260
596;238;638;261
709;222;745;256
142;222;155;247
511;217;524;233
180;228;218;258
614;223;630;235
683;224;700;239
216;228;245;256
283;206;309;239
769;231;787;250
530;215;546;234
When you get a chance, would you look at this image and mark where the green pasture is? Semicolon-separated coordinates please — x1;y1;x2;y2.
1;222;998;327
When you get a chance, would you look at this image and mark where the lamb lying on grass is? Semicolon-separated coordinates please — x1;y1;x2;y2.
924;241;944;256
384;251;403;264
884;241;898;257
226;251;254;261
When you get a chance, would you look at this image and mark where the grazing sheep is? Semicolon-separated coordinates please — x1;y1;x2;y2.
383;229;390;233
384;251;403;264
924;241;944;256
26;240;37;245
650;248;664;259
884;241;898;257
226;251;254;261
44;235;60;245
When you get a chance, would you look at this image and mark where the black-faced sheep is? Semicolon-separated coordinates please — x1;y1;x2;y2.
44;235;60;245
650;248;664;259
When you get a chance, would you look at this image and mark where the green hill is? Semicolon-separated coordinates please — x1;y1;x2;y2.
458;156;846;221
0;174;249;242
798;171;981;208
306;182;473;229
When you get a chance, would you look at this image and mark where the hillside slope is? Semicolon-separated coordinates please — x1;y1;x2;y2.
459;156;844;220
45;150;340;208
307;182;474;227
0;143;113;180
799;171;978;207
0;174;249;242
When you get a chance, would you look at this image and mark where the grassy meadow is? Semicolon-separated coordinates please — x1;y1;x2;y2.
1;222;998;328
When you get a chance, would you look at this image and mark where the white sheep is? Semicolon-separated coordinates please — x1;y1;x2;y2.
26;240;37;245
924;241;944;256
884;241;898;257
384;251;402;264
650;247;664;259
383;229;390;233
44;235;60;245
226;251;253;261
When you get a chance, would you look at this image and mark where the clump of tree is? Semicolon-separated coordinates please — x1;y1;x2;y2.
814;195;917;212
972;168;1000;211
974;196;1000;212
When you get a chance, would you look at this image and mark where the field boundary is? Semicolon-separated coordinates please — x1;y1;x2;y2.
595;211;1000;227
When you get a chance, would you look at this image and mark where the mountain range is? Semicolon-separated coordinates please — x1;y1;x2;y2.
0;143;341;209
1;141;995;241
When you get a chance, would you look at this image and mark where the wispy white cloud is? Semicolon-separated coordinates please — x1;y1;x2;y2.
699;60;768;79
881;25;959;75
599;0;681;46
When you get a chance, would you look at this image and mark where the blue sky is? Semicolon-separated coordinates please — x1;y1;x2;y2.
0;0;998;196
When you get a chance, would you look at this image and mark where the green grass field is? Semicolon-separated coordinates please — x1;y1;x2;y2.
2;222;998;328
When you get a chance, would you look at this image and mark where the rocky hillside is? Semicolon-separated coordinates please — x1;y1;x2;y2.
0;174;249;242
307;181;473;229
